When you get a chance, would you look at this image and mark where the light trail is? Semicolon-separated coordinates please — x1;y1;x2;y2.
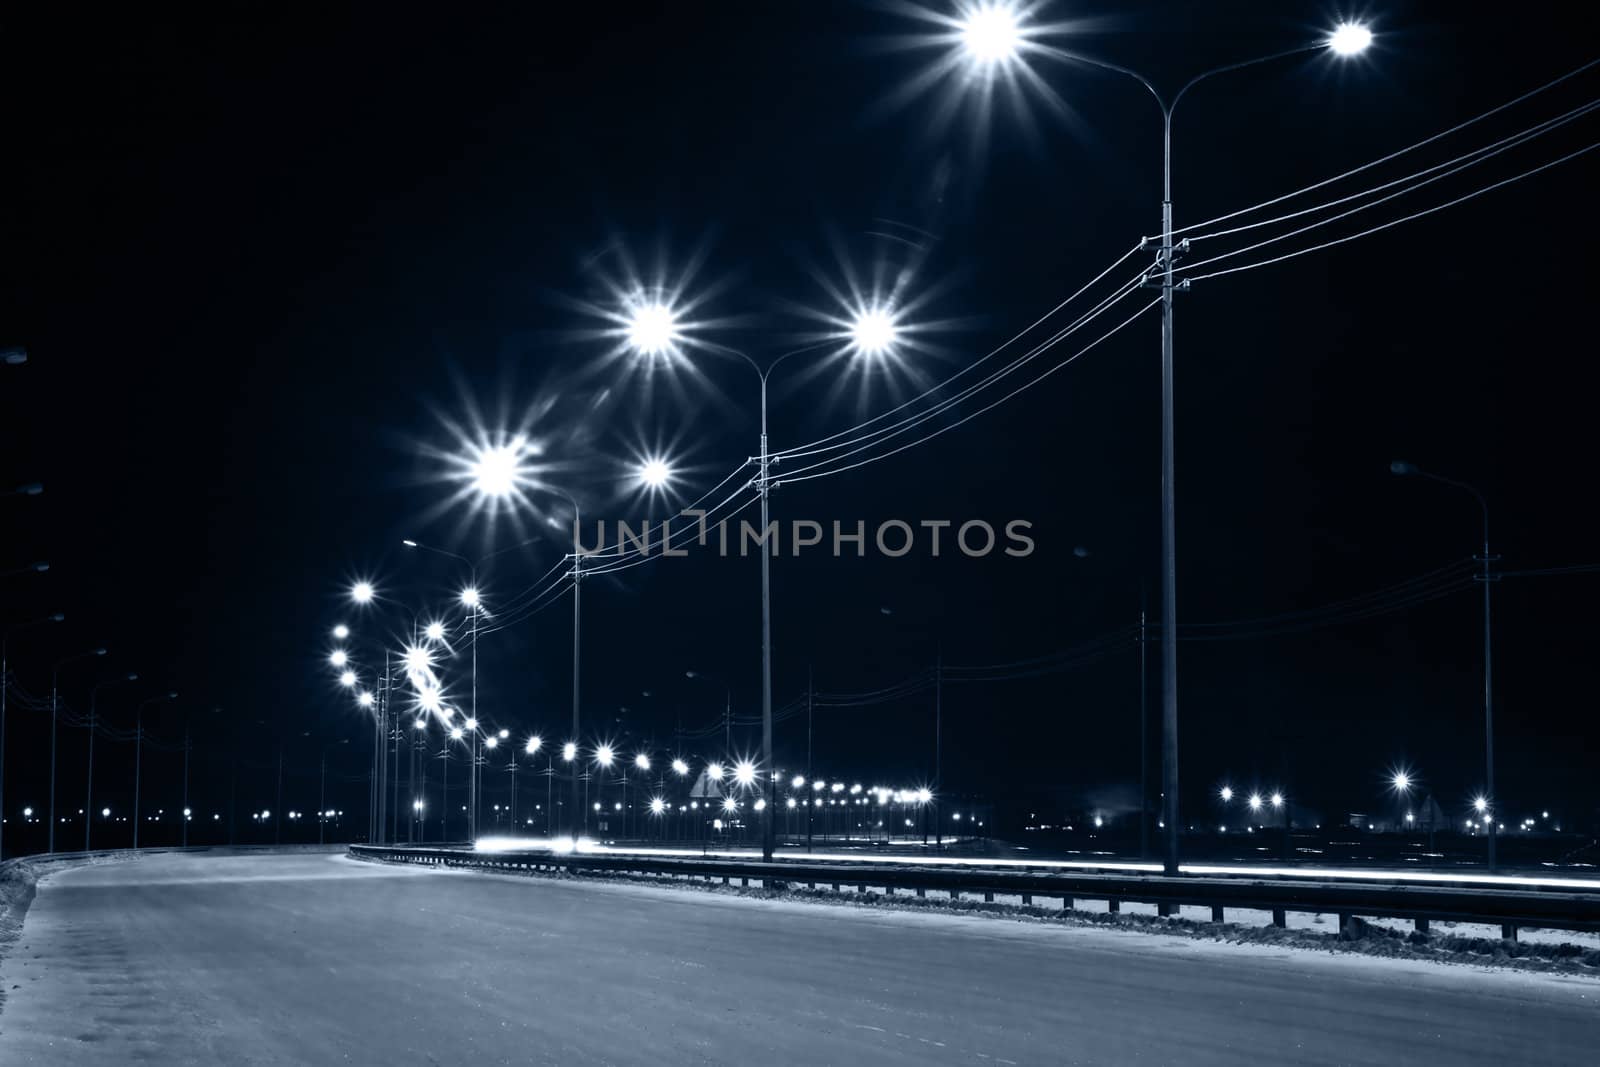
469;836;1600;890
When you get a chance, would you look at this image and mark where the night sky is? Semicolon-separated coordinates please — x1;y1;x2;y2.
3;1;1596;841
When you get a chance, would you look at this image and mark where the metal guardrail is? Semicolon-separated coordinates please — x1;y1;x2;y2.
350;844;1600;940
1;842;342;880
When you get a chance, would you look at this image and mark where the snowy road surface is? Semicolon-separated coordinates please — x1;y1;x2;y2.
0;850;1595;1064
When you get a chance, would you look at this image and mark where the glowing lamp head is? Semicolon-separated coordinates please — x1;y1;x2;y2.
959;2;1024;66
358;691;375;707
849;306;900;358
450;727;464;740
733;760;757;787
916;788;933;804
460;587;481;609
1270;792;1284;808
791;775;806;789
562;741;577;761
424;621;445;642
649;797;666;815
351;582;375;604
707;762;725;780
414;718;427;730
671;758;689;776
722;797;738;813
526;735;542;755
332;624;350;639
1220;786;1233;802
498;728;509;739
1392;773;1411;792
1248;793;1263;812
471;441;523;498
596;744;615;767
1328;22;1373;56
634;753;651;771
403;645;432;673
329;649;348;668
637;457;673;489
1473;796;1489;813
485;736;498;749
625;302;680;358
339;670;357;688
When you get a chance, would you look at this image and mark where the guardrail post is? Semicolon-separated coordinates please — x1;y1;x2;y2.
983;891;994;903
1414;918;1429;934
857;883;866;894
1211;906;1224;924
1271;908;1287;928
950;889;960;902
1061;897;1072;911
1021;893;1032;905
1107;898;1120;914
1500;924;1517;942
916;887;926;898
1157;903;1176;917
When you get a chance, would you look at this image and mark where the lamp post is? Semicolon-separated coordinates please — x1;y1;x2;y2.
1391;461;1495;869
942;12;1374;874
50;647;106;852
87;672;138;851
133;691;177;849
2;613;64;858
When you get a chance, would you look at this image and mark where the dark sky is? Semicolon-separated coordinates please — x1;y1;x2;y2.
3;1;1597;838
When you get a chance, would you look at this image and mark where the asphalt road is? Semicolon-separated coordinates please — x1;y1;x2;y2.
0;850;1595;1064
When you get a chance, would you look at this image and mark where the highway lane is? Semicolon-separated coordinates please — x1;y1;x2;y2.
0;850;1595;1064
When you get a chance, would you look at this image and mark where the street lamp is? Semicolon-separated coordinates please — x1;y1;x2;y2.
1391;460;1496;870
86;672;138;851
351;581;375;604
2;612;65;859
933;10;1374;875
132;691;177;849
49;647;106;852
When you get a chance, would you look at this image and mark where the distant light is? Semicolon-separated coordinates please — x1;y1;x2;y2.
498;728;509;739
460;587;481;608
449;727;464;740
649;797;666;815
722;797;738;812
23;807;32;817
596;744;615;767
465;717;478;730
1248;793;1263;812
1270;793;1284;808
424;621;445;641
734;760;757;787
786;797;797;809
1093;815;1103;828
1219;786;1234;802
329;650;348;668
470;441;524;498
791;775;806;789
754;798;767;812
916;788;932;804
485;737;498;749
625;302;680;357
332;624;350;639
101;807;110;817
1328;22;1373;56
414;718;427;730
959;2;1024;66
339;670;357;688
403;645;432;673
358;691;375;707
562;742;577;761
672;758;690;776
707;762;725;780
1473;796;1489;813
813;780;825;791
849;306;900;358
351;582;375;603
526;735;542;754
1392;772;1411;792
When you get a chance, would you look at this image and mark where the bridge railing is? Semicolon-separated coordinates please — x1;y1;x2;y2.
349;844;1600;941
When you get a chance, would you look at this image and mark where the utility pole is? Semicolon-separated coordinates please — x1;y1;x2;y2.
318;751;327;846
182;721;191;847
134;708;144;849
806;665;814;853
275;743;284;846
934;650;943;848
1139;601;1149;860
